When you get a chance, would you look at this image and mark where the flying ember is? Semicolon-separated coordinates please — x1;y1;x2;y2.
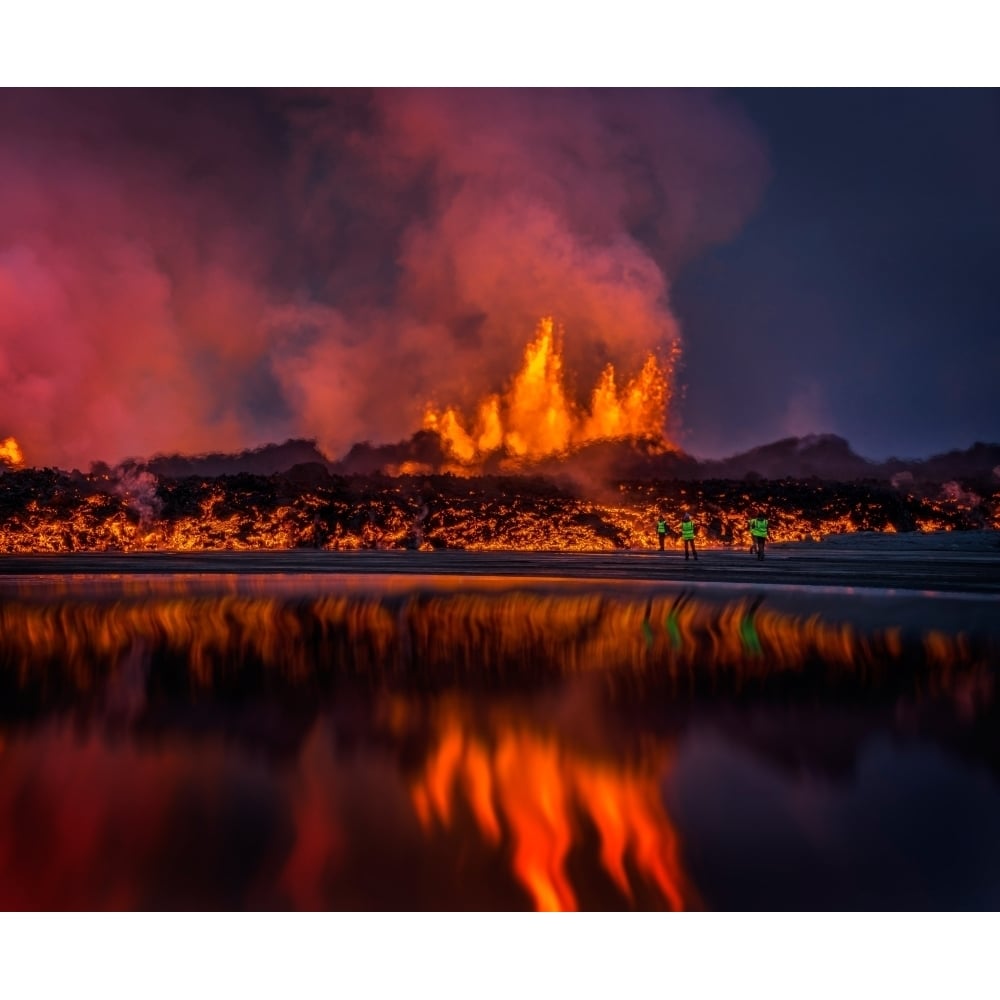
423;317;678;466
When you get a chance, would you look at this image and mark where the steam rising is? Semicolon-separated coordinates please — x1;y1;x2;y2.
110;467;163;525
0;90;767;469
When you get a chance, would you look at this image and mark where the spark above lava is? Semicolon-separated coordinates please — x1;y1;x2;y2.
422;317;678;467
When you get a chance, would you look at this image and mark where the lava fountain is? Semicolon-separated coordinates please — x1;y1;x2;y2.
422;317;678;467
0;437;24;469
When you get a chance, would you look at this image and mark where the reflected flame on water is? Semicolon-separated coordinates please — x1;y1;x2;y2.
0;731;194;909
0;587;990;702
397;700;689;911
275;722;346;911
0;581;995;909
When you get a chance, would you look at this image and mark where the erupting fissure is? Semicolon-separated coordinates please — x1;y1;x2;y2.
423;318;677;467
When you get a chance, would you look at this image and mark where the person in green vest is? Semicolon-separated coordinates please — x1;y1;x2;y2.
749;510;769;560
680;512;698;561
656;513;668;551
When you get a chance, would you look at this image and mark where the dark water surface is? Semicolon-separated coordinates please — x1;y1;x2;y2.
1;570;998;910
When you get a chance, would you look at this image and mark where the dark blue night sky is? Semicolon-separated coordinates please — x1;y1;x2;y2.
673;88;1000;460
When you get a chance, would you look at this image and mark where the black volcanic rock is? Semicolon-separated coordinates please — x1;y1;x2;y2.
525;438;700;484
327;432;1000;484
332;432;703;482
140;439;332;478
332;430;449;476
15;430;1000;486
703;434;878;481
690;436;1000;484
904;442;1000;483
282;462;334;486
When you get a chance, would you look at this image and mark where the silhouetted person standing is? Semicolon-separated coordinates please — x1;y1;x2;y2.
680;512;697;561
749;511;768;560
656;514;668;551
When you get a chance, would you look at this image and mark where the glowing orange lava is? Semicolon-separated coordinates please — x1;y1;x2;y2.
0;436;24;468
423;317;677;465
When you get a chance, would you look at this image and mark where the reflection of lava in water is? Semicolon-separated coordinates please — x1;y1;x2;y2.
0;584;996;909
1;586;990;701
0;693;696;910
385;697;691;911
0;727;290;909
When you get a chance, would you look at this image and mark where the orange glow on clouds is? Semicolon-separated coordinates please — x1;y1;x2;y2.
0;91;771;469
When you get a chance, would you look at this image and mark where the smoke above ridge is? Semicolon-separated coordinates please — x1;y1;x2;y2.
0;89;768;469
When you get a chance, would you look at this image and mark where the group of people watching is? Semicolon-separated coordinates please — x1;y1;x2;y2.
655;511;769;560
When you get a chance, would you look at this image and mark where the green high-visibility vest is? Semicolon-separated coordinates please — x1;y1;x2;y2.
681;520;695;540
656;519;667;534
750;518;768;538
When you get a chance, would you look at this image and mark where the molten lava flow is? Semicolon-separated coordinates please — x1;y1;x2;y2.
0;436;24;469
1;452;994;553
424;317;676;466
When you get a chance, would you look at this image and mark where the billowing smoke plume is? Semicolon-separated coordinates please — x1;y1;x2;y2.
0;89;768;469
